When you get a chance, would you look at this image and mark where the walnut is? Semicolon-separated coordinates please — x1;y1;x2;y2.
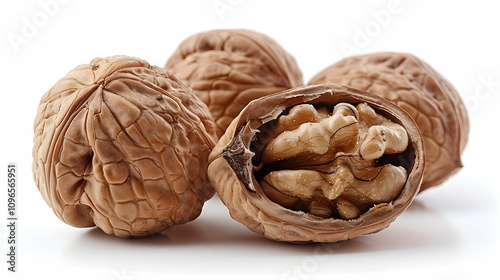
165;29;303;138
260;102;409;220
208;84;424;243
309;52;469;191
32;56;217;238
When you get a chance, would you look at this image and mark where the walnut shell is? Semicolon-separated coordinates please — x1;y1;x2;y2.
32;56;217;238
309;52;469;191
208;84;424;243
165;29;303;138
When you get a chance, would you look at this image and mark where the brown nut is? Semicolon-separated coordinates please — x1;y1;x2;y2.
165;29;303;138
32;56;217;238
309;52;469;191
208;84;424;243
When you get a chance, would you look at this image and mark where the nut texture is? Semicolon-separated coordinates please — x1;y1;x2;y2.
259;102;409;220
32;56;217;237
208;84;424;243
309;52;469;191
165;29;303;138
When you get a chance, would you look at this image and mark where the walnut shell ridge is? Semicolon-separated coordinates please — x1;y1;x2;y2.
208;84;425;243
309;52;469;191
32;56;217;237
165;29;303;138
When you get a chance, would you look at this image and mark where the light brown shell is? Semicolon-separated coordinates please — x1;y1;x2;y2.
165;29;303;138
208;84;425;243
32;56;217;238
309;52;469;191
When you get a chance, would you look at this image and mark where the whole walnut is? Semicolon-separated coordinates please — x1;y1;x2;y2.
208;84;425;243
309;53;469;191
165;29;303;138
32;56;217;237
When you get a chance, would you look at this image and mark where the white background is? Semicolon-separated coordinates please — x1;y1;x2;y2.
1;0;499;279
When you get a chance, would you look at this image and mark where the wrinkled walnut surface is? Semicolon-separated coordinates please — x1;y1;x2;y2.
309;52;469;191
208;84;424;243
165;29;303;138
32;56;217;237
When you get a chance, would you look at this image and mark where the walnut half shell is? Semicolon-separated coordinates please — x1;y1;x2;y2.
32;56;217;237
208;84;424;243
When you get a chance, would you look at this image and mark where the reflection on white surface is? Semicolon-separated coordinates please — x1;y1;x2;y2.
47;183;492;277
10;173;496;280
